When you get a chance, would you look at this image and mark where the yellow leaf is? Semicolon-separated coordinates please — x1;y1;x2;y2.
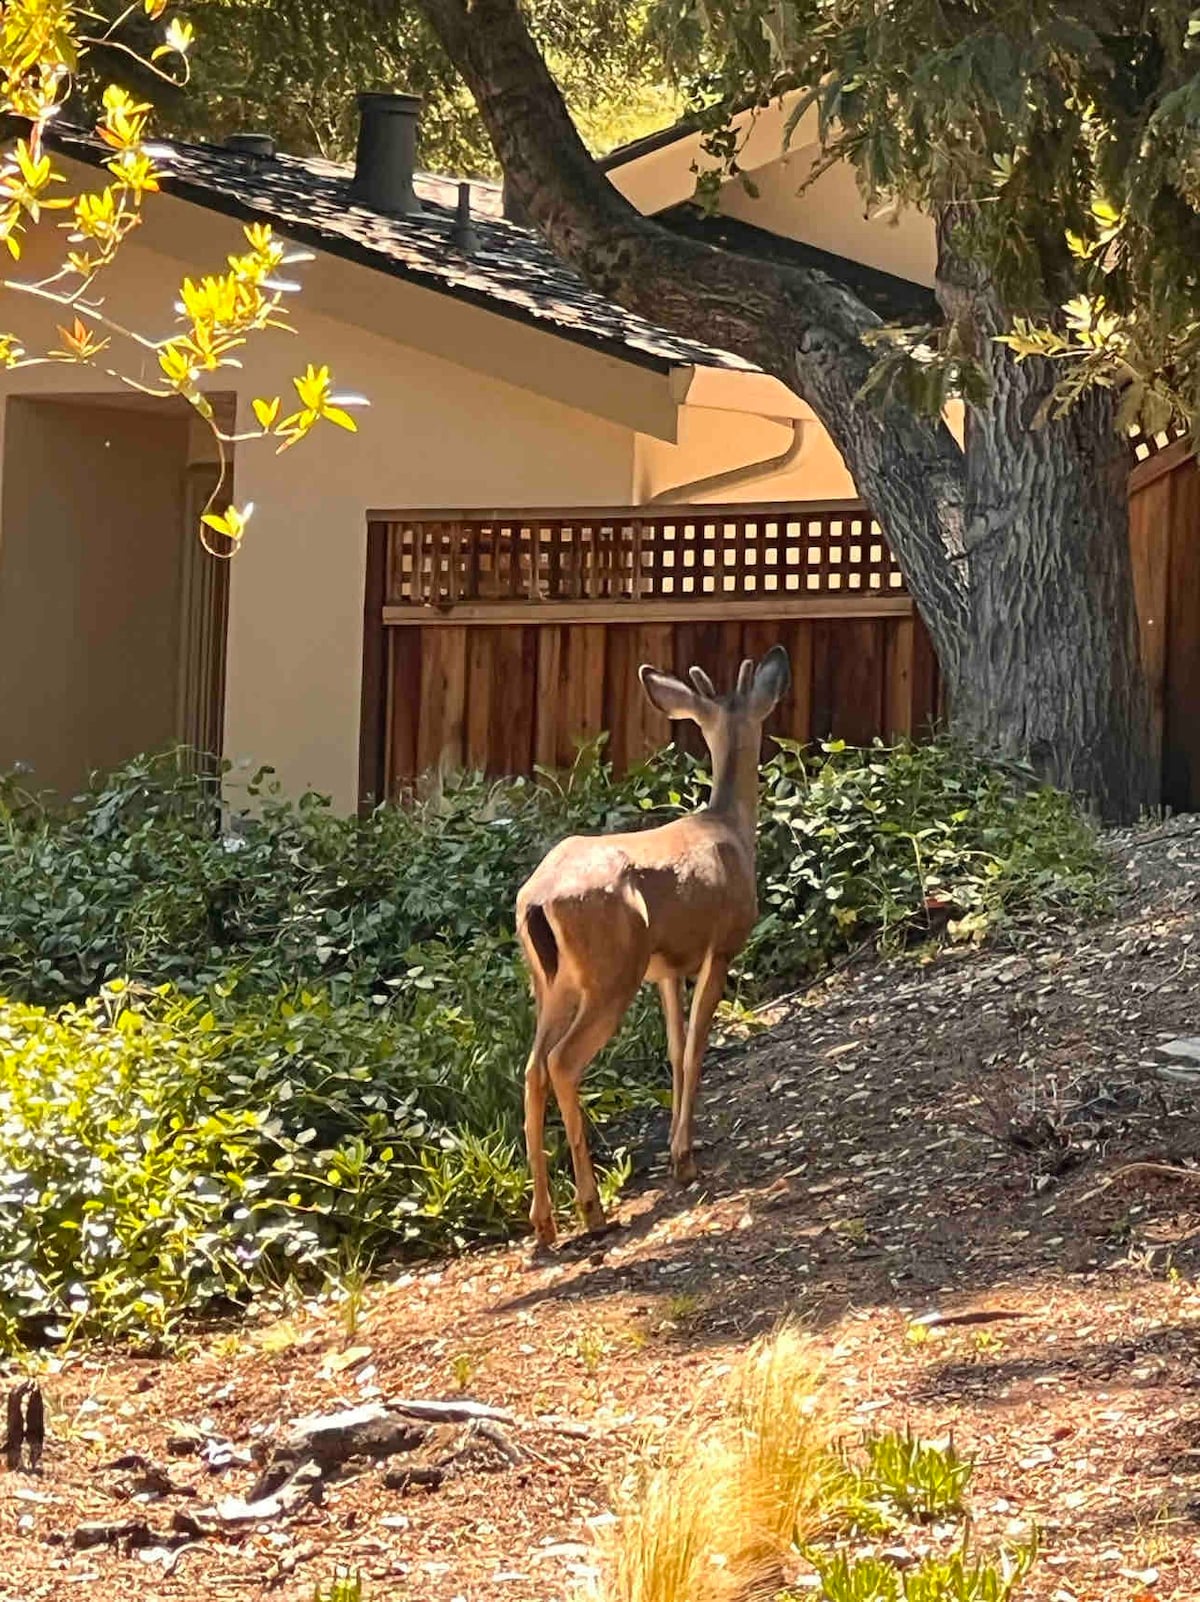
323;406;359;433
252;395;280;429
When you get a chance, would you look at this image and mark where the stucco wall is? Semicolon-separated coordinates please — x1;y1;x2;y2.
607;96;938;287
714;144;937;288
0;183;646;810
0;397;191;793
634;407;857;503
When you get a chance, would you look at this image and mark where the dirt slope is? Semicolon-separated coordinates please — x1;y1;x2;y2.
6;819;1200;1601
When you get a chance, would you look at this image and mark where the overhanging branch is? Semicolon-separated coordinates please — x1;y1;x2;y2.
412;0;970;666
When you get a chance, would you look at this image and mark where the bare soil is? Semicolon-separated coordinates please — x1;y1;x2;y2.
7;819;1200;1601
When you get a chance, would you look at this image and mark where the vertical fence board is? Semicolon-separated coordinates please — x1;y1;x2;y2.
387;626;423;790
603;626;638;773
465;628;495;772
534;627;563;770
1129;472;1171;790
1164;463;1200;810
884;616;915;739
831;619;886;745
630;622;676;762
564;625;607;768
490;627;538;774
416;625;467;775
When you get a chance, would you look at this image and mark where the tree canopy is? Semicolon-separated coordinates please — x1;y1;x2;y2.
86;0;683;173
653;0;1200;437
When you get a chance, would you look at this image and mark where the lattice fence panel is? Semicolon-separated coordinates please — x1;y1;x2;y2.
383;505;907;606
1128;418;1189;464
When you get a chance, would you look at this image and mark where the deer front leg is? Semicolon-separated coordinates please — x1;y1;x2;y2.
657;976;686;1148
671;951;729;1184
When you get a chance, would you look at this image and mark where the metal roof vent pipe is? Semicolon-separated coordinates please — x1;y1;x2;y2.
448;182;479;254
352;91;423;217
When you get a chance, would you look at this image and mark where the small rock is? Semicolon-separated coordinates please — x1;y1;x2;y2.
1160;1036;1200;1062
166;1428;204;1457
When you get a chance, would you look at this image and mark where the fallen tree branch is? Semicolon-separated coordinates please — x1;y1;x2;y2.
388;1398;518;1425
1072;1161;1200;1208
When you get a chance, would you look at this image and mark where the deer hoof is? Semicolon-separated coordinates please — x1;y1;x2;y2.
530;1213;557;1248
672;1153;697;1185
581;1199;608;1234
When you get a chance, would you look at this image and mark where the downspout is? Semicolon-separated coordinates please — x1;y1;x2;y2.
646;414;807;504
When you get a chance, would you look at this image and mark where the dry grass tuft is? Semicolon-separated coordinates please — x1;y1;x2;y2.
592;1322;827;1602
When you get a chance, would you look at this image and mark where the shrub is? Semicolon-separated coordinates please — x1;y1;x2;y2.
0;976;587;1345
748;739;1113;982
0;739;1113;1341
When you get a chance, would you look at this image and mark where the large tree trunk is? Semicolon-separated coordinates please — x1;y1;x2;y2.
952;382;1150;817
938;224;1153;818
412;0;1155;821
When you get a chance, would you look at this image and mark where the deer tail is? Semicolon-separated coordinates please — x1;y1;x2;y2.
520;902;559;986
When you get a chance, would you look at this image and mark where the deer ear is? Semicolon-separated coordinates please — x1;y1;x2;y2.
639;664;705;724
746;645;791;717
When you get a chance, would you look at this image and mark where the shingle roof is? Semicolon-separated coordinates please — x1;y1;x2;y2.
46;125;758;378
658;204;937;326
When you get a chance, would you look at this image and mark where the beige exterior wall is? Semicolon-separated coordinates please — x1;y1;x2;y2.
0;397;191;794
634;407;856;502
607;94;938;287
714;143;937;288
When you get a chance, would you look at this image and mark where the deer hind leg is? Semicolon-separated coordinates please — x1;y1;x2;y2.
546;966;643;1234
657;976;686;1148
671;950;729;1184
524;981;581;1247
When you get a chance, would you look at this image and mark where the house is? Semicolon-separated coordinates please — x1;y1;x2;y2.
0;93;957;811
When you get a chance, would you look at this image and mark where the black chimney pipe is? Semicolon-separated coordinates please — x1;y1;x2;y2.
351;92;423;218
448;181;480;254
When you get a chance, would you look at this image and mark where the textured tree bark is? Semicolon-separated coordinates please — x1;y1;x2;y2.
938;221;1153;818
950;368;1152;816
412;0;1154;819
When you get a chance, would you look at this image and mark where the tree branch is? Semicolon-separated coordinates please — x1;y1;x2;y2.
412;0;970;667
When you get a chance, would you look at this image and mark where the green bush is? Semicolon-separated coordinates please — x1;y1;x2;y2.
748;739;1112;981
0;739;1113;1343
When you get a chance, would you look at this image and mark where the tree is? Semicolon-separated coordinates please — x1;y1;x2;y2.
410;0;1200;821
1;0;364;547
80;0;682;172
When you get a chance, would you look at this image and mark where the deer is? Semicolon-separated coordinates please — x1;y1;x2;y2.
516;644;791;1246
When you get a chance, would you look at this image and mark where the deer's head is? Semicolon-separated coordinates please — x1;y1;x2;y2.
638;644;790;739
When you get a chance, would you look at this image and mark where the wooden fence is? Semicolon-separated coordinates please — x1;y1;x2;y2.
359;502;939;805
1128;427;1200;811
